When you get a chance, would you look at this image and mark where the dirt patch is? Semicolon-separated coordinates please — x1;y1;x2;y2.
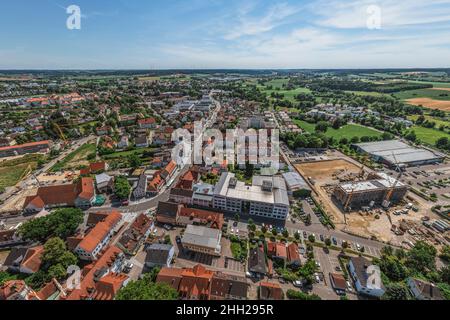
295;159;361;182
405;98;450;111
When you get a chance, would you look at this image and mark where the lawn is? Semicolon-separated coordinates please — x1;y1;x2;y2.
409;126;450;146
345;90;392;97
407;115;449;128
102;147;156;160
50;143;96;172
263;78;290;89
294;120;382;140
394;88;450;101
0;154;43;189
262;87;312;103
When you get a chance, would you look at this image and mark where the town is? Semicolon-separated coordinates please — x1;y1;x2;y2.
0;69;449;301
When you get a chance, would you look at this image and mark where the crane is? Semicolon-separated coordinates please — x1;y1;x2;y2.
383;152;403;208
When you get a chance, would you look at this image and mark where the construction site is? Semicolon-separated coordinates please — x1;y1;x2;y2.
293;151;446;245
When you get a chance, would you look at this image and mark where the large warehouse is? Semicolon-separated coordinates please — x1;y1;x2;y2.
354;140;445;168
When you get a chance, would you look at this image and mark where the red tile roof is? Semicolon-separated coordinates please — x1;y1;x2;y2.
259;282;283;300
0;140;50;152
63;246;128;300
147;174;164;192
21;246;44;273
138;117;156;125
178;207;224;229
287;243;300;262
77;211;122;254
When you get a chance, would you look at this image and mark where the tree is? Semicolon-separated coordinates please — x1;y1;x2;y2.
308;234;315;243
286;289;321;300
315;121;329;133
439;245;450;263
272;228;278;236
324;238;331;247
382;283;410;300
261;225;268;234
115;274;178;300
234;213;240;222
378;254;408;282
404;130;417;142
282;229;289;238
406;241;437;274
128;154;142;168
18;208;84;242
114;176;131;200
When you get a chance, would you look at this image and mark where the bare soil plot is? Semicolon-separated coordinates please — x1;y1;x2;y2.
405;98;450;111
294;159;361;183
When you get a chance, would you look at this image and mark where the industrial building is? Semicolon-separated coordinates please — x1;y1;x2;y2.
213;172;290;220
354;140;445;168
282;171;311;196
333;172;408;210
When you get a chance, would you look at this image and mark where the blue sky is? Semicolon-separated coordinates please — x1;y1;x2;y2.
1;0;450;69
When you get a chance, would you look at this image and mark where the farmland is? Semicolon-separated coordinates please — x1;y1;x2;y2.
394;88;450;101
294;120;382;140
409;126;450;146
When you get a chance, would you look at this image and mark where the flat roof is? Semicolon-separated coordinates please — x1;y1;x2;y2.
356;140;444;165
181;225;221;250
339;172;405;193
282;171;311;190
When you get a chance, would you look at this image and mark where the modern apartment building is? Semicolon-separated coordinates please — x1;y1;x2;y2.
213;172;289;220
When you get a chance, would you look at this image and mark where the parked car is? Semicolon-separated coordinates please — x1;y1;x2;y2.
332;237;337;245
303;231;307;238
319;234;324;242
123;262;134;273
163;224;172;231
293;280;302;288
175;236;181;244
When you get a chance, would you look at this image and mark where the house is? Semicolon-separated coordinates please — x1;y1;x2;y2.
209;272;248;300
267;241;287;261
62;246;129;300
147;173;164;195
177;170;199;189
160;160;177;182
3;246;43;274
74;211;123;261
248;247;267;277
117;213;153;255
155;201;183;225
138;117;157;129
0;229;24;248
135;135;149;148
407;277;444;300
145;243;175;268
132;173;147;200
80;161;108;175
178;207;224;230
96;126;111;136
95;173;114;193
330;273;347;295
23;177;95;213
286;243;301;267
0;280;39;300
181;225;222;256
348;256;385;298
117;135;129;149
259;282;283;300
157;264;214;300
169;188;193;205
192;183;215;208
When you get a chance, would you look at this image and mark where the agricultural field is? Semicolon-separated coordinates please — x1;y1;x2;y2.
0;154;43;189
294;120;382;140
394;88;450;100
50;143;96;172
407;115;450;128
409;126;450;146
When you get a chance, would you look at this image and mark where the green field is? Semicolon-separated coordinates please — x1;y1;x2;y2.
0;154;43;189
261;87;312;103
408;80;450;88
409;126;450;145
394;88;450;101
263;78;290;89
50;143;96;172
102;147;156;160
345;90;392;97
407;115;449;128
294;120;382;140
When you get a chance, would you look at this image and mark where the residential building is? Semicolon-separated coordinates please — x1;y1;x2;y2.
192;183;215;208
248;247;267;277
259;282;283;300
330;273;347;295
169;188;193;205
407;277;444;300
209;272;248;300
135;135;149;148
95;173;114;193
132;173;147;200
3;246;43;274
74;211;123;261
348;256;385;298
117;213;153;255
137;117;157;129
147;173;164;195
0;280;39;300
178;207;224;230
267;241;287;261
117;135;129;149
286;243;301;267
181;224;222;256
62;246;129;300
80;161;108;175
145;243;175;268
155;201;183;225
213;172;290;220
